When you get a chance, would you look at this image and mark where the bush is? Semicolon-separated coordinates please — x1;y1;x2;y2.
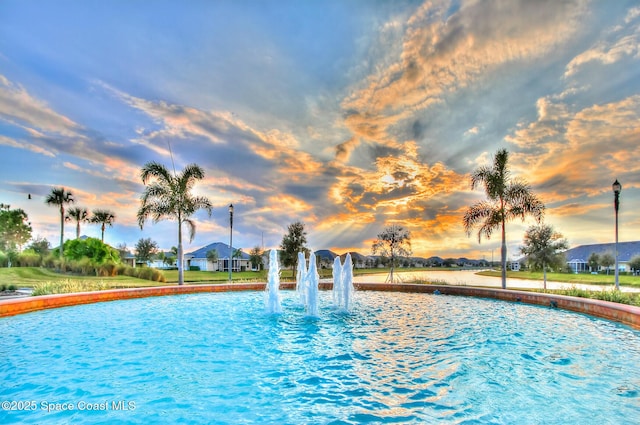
70;257;94;275
63;237;120;264
97;261;118;277
553;287;640;307
151;269;166;283
42;253;57;268
16;249;41;267
32;279;109;296
135;267;154;281
0;251;7;268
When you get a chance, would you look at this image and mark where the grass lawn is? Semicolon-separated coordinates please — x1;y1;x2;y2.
477;270;640;287
0;267;166;289
162;267;405;283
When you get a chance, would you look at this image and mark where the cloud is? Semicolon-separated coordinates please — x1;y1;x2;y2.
338;0;587;156
329;141;467;223
507;94;640;203
0;74;79;137
565;5;640;77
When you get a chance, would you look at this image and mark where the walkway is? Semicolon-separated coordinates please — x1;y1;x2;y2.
329;270;640;293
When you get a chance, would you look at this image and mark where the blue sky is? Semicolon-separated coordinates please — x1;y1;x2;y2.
1;0;639;260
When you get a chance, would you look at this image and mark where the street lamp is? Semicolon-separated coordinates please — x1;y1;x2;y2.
613;179;621;291
229;204;234;282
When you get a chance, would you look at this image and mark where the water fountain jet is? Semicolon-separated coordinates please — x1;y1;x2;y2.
264;250;282;314
305;251;319;317
296;251;308;307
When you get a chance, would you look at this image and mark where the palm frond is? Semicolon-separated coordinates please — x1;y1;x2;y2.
140;161;173;185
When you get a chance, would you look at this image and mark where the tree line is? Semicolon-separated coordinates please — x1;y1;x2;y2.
2;149;632;288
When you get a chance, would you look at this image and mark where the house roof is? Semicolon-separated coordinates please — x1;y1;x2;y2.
563;241;640;263
185;242;250;260
339;251;371;262
315;249;338;261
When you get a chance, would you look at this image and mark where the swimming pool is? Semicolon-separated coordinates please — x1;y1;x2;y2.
1;291;639;424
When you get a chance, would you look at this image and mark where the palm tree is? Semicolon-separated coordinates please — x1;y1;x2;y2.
91;209;116;242
137;162;213;285
66;207;89;239
45;187;74;257
463;149;544;289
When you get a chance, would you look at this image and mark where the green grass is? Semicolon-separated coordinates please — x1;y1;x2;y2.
547;287;640;307
163;270;269;283
3;266;640;306
161;267;445;284
0;267;165;288
477;270;640;287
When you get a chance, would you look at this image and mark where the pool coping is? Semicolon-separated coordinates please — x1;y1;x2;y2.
1;282;639;329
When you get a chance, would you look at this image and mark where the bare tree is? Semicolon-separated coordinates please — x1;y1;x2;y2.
371;224;412;283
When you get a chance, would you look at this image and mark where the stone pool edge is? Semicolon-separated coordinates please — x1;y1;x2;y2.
1;282;639;329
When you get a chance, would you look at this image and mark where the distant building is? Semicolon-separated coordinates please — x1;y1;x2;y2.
184;242;251;272
563;241;640;273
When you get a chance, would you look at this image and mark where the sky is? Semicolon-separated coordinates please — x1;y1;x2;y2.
1;0;639;261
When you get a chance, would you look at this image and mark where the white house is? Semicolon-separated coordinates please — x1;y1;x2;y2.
563;241;640;273
184;242;251;272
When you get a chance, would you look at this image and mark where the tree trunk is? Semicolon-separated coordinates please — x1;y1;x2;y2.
59;206;64;257
543;264;547;290
177;220;184;285
501;218;507;289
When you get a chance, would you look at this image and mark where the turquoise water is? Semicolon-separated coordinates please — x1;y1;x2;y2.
1;291;639;424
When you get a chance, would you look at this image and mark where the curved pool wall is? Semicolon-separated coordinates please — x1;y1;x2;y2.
3;290;640;425
1;282;639;329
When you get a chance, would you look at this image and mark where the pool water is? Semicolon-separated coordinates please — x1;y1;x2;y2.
1;291;639;424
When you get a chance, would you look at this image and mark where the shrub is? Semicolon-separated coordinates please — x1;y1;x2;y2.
135;267;154;281
0;251;7;267
97;261;118;277
15;249;41;267
32;279;109;296
63;237;120;264
70;257;94;275
7;284;16;291
42;253;57;268
553;287;640;307
151;269;166;283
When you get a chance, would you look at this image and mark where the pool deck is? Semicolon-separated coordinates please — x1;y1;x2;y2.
1;283;639;330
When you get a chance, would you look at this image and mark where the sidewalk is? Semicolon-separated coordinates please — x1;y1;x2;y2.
332;270;640;293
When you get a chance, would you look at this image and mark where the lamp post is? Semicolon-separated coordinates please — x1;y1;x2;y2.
229;204;234;282
613;179;621;291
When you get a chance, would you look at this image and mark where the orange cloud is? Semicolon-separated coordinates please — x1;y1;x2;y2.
339;1;585;151
508;94;640;203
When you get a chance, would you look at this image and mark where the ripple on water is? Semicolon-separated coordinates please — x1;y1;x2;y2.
1;291;640;424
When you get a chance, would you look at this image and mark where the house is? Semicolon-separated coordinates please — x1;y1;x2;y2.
185;242;252;272
563;241;640;273
146;251;177;269
315;249;339;269
339;252;372;269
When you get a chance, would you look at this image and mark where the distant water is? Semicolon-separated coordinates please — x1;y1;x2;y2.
1;291;639;424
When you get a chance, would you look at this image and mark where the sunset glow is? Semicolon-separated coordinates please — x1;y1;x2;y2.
1;1;639;260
